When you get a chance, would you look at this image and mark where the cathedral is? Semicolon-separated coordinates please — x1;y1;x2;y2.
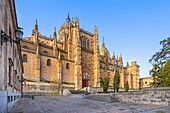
21;15;140;95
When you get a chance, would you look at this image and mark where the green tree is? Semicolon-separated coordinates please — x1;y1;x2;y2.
149;37;170;87
125;81;129;92
150;64;162;87
149;37;170;66
159;60;170;86
113;71;120;92
100;75;109;93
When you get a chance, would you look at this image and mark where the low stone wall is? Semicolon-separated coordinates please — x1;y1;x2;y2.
23;81;76;96
23;81;60;96
112;87;170;106
84;94;118;103
23;85;59;96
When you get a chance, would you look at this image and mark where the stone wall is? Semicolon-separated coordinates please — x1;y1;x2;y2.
0;0;23;112
112;87;170;106
23;81;59;96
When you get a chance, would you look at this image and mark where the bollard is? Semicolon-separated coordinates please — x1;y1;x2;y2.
32;95;34;100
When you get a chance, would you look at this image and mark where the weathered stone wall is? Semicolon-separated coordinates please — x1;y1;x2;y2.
112;87;170;106
0;0;23;112
62;61;75;83
23;81;59;96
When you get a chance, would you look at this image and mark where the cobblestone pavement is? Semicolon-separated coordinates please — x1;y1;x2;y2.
11;96;170;113
10;98;40;113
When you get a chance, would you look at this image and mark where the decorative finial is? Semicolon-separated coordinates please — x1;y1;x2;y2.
112;52;115;59
119;54;123;62
35;19;38;30
53;27;56;37
126;62;129;67
66;13;70;22
120;53;122;57
94;26;98;33
102;37;105;47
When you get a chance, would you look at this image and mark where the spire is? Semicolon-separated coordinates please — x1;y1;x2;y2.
34;19;38;31
117;55;118;60
53;27;57;37
94;26;98;33
126;62;129;67
112;52;115;59
119;53;122;62
66;13;70;22
102;37;105;47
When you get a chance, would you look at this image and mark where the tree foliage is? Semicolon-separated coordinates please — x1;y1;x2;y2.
113;71;120;92
150;37;170;87
125;81;129;92
159;60;170;86
100;75;109;93
149;37;170;66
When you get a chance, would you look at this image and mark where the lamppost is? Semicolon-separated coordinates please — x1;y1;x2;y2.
0;27;23;45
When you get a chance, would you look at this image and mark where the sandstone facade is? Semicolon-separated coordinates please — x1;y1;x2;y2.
139;76;153;89
0;0;23;112
21;15;140;95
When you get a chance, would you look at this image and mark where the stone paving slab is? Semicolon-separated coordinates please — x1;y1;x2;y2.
10;98;40;113
10;96;170;113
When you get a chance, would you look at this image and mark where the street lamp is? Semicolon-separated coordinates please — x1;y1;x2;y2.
1;27;23;45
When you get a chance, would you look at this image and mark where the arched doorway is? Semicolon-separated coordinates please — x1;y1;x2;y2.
82;73;90;88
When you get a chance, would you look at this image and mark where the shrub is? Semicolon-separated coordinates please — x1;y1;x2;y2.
100;76;109;93
125;81;129;92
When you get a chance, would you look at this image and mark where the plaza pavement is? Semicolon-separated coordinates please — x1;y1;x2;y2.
10;95;170;113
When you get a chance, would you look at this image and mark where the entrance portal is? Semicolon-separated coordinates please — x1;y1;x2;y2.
82;79;88;88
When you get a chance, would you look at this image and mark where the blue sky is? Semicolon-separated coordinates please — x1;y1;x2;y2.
15;0;170;78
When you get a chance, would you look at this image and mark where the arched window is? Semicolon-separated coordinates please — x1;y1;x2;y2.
43;51;48;54
22;54;27;62
66;63;69;69
83;38;86;47
47;59;51;66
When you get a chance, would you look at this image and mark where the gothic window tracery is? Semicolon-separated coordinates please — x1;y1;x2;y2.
83;38;86;47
